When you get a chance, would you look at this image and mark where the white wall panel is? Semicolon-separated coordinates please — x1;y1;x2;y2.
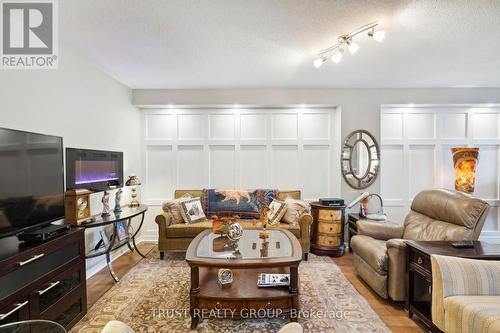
240;113;267;140
381;112;403;140
272;145;299;189
381;105;500;241
145;146;173;199
177;145;205;187
473;113;499;139
380;146;404;199
178;114;204;140
475;145;499;200
407;113;435;139
240;145;268;188
146;114;175;140
302;145;329;199
409;145;435;198
143;108;340;206
209;145;235;188
209;114;235;139
302;113;330;140
272;113;298;139
442;113;467;139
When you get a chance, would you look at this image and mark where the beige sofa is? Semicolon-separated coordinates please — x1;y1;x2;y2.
351;189;489;301
155;189;312;260
431;255;500;333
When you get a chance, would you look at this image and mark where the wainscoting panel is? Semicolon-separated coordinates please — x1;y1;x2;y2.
381;105;500;241
142;108;341;208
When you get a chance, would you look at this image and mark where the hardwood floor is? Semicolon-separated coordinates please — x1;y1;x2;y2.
334;254;426;333
86;244;425;332
86;242;156;307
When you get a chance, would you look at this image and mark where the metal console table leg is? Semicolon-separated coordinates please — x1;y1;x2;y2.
130;214;147;258
106;223;120;282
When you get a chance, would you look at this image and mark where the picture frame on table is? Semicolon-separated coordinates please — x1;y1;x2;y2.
116;221;128;241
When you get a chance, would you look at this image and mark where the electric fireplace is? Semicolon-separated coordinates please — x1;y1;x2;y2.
66;148;123;192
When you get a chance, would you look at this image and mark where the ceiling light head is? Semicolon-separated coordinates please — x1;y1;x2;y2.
348;42;360;54
313;57;326;69
373;30;386;42
331;50;343;63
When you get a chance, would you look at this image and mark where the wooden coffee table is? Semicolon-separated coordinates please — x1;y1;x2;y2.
186;229;302;328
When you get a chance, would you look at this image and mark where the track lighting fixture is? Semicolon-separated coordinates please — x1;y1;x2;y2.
313;21;385;68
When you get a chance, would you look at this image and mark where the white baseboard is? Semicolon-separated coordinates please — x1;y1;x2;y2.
85;236;156;279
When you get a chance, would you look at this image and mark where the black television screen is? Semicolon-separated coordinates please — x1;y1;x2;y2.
66;148;123;192
0;128;64;238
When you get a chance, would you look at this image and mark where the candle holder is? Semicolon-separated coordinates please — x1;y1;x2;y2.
125;174;141;208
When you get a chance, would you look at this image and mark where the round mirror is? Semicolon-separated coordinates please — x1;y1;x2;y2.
341;130;380;189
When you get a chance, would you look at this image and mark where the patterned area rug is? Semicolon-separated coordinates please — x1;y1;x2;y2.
72;250;391;333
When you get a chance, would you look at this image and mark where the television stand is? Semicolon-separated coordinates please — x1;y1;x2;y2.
0;228;86;329
17;224;70;243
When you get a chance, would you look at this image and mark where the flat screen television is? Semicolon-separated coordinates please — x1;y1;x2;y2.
66;148;123;192
0;128;65;238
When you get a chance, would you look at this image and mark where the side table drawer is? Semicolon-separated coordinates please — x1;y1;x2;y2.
317;235;341;247
318;210;342;221
411;250;431;273
318;223;342;234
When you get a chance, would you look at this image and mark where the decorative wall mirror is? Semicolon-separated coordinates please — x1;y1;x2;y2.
341;130;380;189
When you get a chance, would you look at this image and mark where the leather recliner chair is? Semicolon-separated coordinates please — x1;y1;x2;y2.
350;189;490;301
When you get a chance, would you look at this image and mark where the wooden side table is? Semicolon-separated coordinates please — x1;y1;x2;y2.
310;202;345;257
405;241;500;332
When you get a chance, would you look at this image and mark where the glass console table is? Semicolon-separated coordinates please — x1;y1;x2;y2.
0;320;66;333
81;205;148;282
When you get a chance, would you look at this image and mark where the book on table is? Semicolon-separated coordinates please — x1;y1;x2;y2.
257;273;290;287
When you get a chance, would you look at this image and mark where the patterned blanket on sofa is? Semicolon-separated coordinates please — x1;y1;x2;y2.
204;189;276;218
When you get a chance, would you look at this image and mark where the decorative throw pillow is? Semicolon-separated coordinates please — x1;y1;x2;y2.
161;194;192;225
281;197;310;227
267;200;288;225
180;197;207;224
204;189;276;219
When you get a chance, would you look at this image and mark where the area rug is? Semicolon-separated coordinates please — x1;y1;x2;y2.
71;250;391;333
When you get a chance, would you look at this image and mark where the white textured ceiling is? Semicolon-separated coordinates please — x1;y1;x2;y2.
61;0;500;89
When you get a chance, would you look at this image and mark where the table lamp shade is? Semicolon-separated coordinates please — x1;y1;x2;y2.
452;147;479;194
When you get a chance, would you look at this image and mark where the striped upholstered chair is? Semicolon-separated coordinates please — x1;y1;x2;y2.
431;255;500;333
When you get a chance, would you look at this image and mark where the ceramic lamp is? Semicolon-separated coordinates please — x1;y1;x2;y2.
452;147;479;194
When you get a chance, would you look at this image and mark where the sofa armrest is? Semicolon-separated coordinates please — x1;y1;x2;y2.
155;212;172;227
155;212;172;241
298;213;312;252
431;255;500;331
357;220;404;241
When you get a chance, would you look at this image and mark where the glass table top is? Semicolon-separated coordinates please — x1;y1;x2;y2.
0;320;66;333
196;229;293;260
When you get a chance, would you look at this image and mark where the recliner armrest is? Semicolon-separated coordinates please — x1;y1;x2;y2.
357;220;404;241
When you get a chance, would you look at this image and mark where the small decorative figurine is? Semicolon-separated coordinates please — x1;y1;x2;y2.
225;221;243;241
101;190;111;217
260;240;269;257
217;268;233;288
259;204;270;239
114;188;123;213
